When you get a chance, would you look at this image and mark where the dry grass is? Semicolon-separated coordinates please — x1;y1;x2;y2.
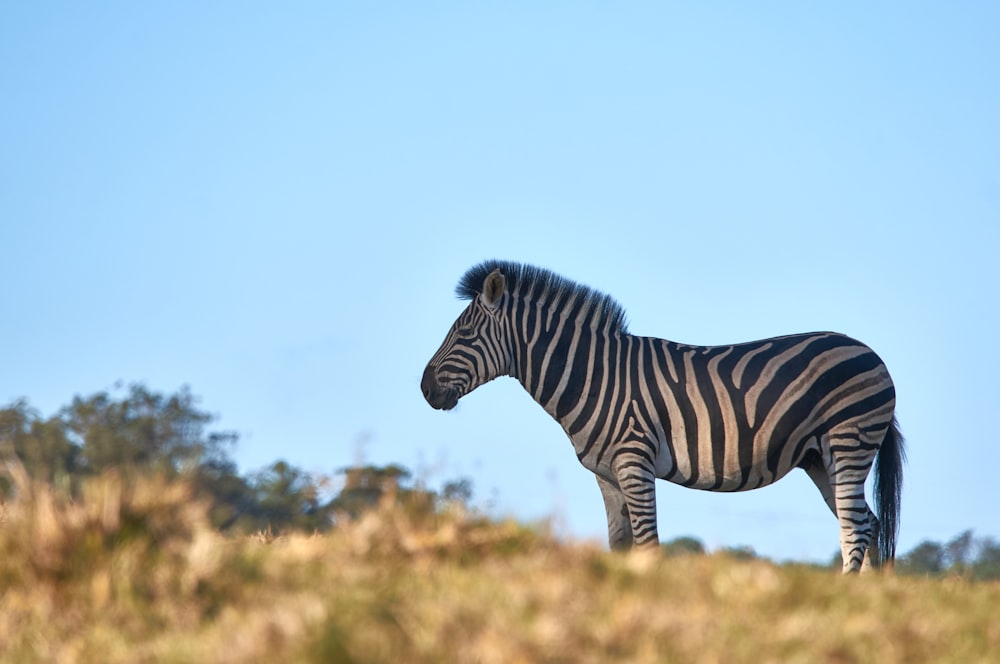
1;464;997;664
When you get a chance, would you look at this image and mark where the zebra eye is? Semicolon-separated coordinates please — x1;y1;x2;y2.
456;326;477;339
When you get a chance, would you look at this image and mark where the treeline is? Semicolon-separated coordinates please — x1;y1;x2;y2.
893;530;1000;580
3;385;998;579
0;384;469;534
659;532;1000;580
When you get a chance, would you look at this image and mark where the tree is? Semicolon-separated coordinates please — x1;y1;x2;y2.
328;464;474;522
661;536;706;557
1;385;254;530
441;477;474;505
719;545;758;561
247;460;334;533
61;384;233;476
896;533;1000;580
330;464;416;519
898;540;946;575
0;400;77;496
971;537;1000;581
192;455;259;531
944;530;975;574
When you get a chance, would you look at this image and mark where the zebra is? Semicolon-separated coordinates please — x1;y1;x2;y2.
421;260;904;572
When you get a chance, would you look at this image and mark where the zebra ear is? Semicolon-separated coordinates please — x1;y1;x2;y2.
481;268;505;310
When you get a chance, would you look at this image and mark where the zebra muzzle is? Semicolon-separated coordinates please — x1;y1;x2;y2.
421;365;459;410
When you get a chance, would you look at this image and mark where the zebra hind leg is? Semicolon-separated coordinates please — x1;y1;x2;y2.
828;429;881;573
799;449;836;516
859;508;880;572
835;491;878;573
596;475;633;551
800;445;878;573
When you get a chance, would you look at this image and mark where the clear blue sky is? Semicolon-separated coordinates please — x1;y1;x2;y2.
2;3;998;562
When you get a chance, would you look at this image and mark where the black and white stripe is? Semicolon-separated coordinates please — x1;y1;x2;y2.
422;260;904;572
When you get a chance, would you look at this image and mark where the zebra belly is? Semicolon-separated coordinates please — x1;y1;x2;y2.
657;415;820;492
661;451;802;492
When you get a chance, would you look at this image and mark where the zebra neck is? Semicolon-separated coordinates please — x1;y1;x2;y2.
510;315;623;425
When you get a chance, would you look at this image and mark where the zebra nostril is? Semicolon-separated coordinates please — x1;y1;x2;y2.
420;364;439;399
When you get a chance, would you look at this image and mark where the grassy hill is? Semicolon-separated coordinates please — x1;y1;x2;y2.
1;468;997;663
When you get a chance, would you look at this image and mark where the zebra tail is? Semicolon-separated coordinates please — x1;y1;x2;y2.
874;416;906;567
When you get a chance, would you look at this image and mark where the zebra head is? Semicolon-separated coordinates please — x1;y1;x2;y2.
422;268;511;410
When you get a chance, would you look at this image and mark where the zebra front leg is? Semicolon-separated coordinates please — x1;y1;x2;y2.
596;475;633;550
611;449;659;548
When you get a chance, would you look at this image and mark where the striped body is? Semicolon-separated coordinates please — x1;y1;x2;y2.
422;261;903;572
530;332;893;492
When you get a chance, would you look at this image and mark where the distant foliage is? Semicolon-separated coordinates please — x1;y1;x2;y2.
660;536;706;557
719;545;759;561
0;385;473;535
330;463;414;520
896;530;1000;581
0;385;236;496
824;530;1000;580
5;385;996;580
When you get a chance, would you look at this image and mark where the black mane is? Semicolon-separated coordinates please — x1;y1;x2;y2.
456;260;628;333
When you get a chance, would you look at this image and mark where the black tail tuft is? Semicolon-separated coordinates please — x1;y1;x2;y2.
874;417;905;566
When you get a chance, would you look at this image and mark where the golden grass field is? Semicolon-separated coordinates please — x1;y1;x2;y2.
1;467;997;664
